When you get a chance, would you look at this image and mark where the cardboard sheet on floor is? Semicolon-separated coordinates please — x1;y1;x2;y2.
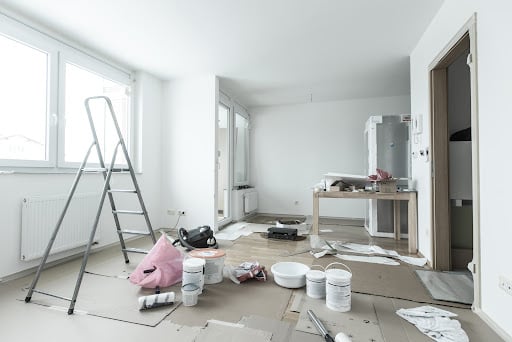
21;271;178;326
295;293;384;341
314;256;470;308
195;320;272;342
168;275;292;326
238;315;293;342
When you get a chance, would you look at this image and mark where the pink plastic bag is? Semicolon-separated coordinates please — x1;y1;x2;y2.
129;234;184;288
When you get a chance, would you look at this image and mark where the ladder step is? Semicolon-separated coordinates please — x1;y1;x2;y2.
122;248;149;254
82;167;107;173
119;229;151;236
111;168;131;173
108;189;137;193
113;210;144;215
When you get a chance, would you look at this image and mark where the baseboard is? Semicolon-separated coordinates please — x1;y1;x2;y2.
474;307;512;342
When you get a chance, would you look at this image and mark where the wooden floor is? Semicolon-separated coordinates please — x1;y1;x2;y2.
0;216;503;341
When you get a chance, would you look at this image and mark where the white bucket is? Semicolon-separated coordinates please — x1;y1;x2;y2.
181;283;200;306
325;262;352;312
306;265;326;299
182;257;205;294
188;249;226;284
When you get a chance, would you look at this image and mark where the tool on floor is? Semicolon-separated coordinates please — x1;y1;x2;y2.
307;309;335;342
172;226;218;250
138;292;175;310
307;309;352;342
25;96;157;315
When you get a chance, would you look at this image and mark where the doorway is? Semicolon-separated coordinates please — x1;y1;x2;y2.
429;16;480;308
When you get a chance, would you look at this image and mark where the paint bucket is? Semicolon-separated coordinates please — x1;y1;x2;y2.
188;248;226;284
306;265;326;299
181;283;200;306
325;262;352;312
182;257;205;294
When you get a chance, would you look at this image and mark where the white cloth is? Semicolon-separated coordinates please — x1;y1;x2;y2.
337;242;427;267
335;253;400;266
396;306;469;342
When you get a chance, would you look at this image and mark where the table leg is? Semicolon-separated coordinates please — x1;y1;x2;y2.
313;192;319;235
394;200;401;240
408;193;418;254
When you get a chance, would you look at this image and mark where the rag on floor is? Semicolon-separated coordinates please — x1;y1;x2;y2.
396;306;469;342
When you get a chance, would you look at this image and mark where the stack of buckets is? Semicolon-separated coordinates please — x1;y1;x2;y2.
181;248;226;306
306;262;352;312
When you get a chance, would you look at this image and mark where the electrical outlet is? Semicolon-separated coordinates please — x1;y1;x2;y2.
177;210;186;216
499;275;512;296
167;209;176;215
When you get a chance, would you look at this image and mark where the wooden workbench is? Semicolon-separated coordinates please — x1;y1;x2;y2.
312;190;418;253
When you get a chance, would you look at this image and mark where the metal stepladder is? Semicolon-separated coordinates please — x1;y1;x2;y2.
25;96;157;314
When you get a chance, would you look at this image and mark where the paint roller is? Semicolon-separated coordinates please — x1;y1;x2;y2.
138;292;175;310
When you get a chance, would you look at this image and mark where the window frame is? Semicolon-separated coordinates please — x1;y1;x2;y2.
57;50;133;169
0;12;134;172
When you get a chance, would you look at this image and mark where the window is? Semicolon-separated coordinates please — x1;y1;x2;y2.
62;62;130;166
0;33;49;163
234;106;250;186
0;13;133;171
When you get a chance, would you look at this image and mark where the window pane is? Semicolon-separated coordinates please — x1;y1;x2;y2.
64;63;130;165
234;113;249;184
0;34;48;161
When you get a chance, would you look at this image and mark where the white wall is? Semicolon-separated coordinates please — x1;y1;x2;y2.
160;75;218;230
250;95;411;218
410;0;512;338
0;71;164;280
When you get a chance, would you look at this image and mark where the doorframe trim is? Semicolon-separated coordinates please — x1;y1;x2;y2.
428;14;481;310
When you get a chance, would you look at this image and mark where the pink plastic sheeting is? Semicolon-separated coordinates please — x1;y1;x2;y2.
129;234;184;288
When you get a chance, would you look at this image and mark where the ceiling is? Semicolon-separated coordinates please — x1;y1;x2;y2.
0;0;443;107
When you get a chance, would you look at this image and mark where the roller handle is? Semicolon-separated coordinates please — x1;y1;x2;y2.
307;309;335;342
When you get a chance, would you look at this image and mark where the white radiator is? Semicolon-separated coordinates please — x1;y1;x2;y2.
21;193;101;261
244;190;258;213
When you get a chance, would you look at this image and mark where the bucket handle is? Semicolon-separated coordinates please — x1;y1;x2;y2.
310;264;325;271
325;262;351;274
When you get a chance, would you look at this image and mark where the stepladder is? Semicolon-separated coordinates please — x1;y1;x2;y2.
25;96;156;314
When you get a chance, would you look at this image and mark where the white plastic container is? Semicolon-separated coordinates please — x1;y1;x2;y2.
270;262;310;288
182;257;205;294
325;262;352;312
181;283;200;307
188;249;226;284
306;266;326;299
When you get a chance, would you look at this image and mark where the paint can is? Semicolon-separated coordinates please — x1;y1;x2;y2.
181;283;200;306
325;262;352;312
188;248;226;284
306;265;326;299
182;257;205;294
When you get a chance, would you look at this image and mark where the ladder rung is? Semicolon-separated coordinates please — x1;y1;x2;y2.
119;229;151;236
122;248;149;254
113;210;144;215
82;167;107;173
32;289;72;301
111;168;130;173
108;189;137;193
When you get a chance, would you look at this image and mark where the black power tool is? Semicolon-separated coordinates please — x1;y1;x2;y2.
172;226;218;251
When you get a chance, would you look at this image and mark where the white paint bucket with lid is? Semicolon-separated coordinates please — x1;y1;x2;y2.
188;248;226;284
325;262;352;312
182;257;205;294
306;265;326;299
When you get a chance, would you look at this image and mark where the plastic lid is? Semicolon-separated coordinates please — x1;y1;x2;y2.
189;248;226;259
183;257;205;272
306;270;326;281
